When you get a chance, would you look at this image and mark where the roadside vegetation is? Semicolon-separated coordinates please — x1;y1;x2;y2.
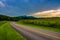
0;21;26;40
0;21;6;26
17;18;60;32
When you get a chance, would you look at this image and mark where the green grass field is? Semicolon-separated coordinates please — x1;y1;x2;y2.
0;21;6;26
17;18;60;32
0;21;26;40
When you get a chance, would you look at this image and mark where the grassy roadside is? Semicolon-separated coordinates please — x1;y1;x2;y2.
17;21;60;32
0;21;7;26
0;21;26;40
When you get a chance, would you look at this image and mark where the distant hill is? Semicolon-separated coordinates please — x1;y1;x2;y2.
17;16;36;19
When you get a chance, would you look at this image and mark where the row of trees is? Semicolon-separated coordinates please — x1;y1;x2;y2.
0;14;60;21
0;15;36;21
0;15;19;21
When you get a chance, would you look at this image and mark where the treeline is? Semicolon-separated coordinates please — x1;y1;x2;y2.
0;14;60;21
0;15;36;21
0;15;19;21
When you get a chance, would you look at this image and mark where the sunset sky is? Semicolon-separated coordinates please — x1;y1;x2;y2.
0;0;60;16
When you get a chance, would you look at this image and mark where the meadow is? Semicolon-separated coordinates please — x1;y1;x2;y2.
0;21;25;40
18;18;60;32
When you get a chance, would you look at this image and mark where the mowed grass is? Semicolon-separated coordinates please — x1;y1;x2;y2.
0;21;26;40
17;18;60;32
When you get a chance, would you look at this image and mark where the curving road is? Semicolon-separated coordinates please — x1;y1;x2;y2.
10;22;60;40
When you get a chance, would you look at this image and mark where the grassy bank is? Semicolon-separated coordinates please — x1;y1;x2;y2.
0;21;26;40
0;21;7;26
17;18;60;32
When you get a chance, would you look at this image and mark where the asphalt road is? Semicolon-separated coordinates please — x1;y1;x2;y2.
10;22;60;40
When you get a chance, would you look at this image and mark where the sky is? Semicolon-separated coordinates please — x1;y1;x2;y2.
0;0;60;16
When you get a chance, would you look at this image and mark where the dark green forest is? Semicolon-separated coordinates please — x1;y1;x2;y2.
0;15;60;21
0;15;36;21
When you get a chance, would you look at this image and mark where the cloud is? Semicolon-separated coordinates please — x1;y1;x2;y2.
0;0;6;2
0;1;5;7
28;9;60;17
